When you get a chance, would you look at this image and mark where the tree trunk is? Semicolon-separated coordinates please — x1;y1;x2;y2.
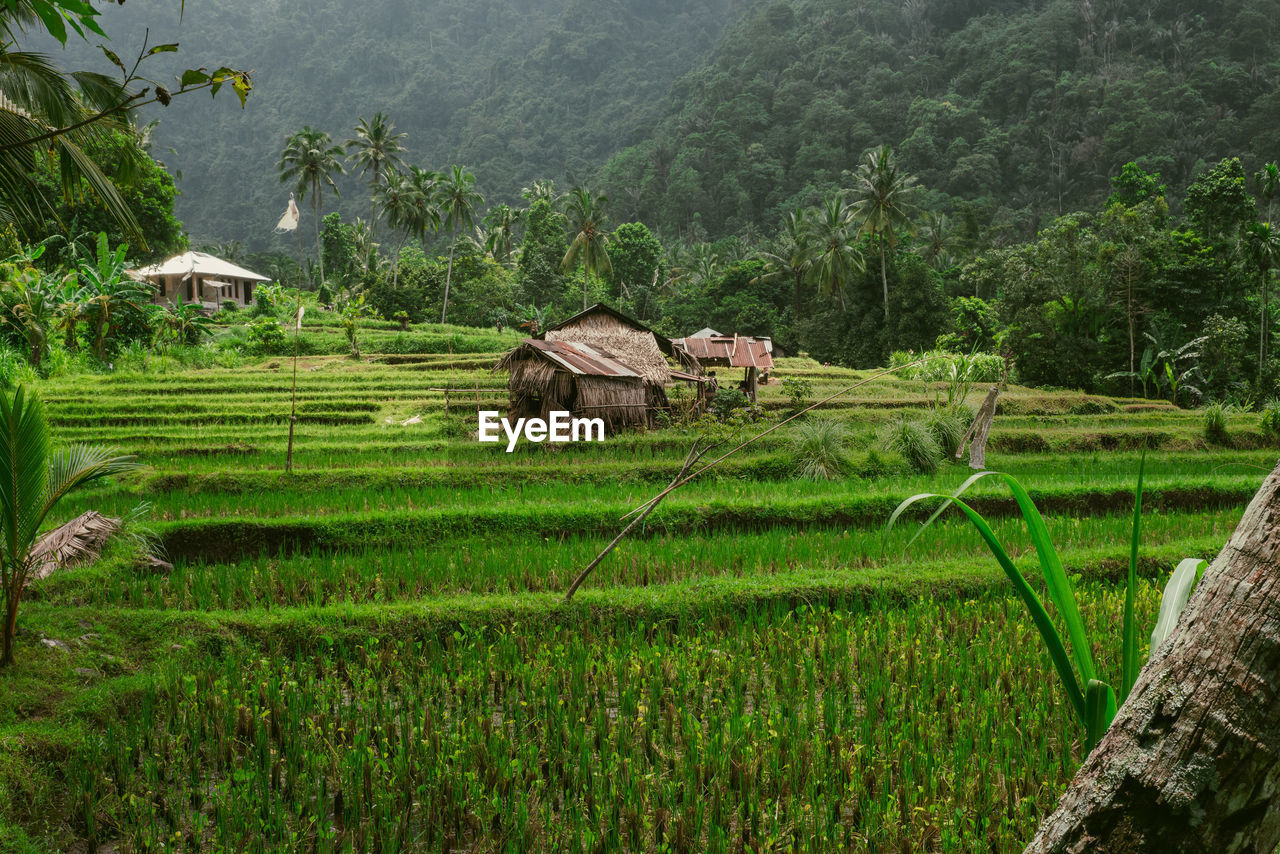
1;584;20;667
880;236;889;321
441;232;456;324
1026;458;1280;853
314;182;326;289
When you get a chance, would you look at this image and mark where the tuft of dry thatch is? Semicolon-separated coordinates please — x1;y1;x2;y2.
28;511;121;583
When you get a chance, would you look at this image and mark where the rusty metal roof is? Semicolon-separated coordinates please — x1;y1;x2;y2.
673;335;774;370
729;337;773;369
523;339;641;378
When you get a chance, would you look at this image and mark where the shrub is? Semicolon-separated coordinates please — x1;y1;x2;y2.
1202;402;1234;443
245;317;288;354
880;414;942;474
923;407;967;459
709;387;748;420
317;282;333;306
220;299;238;314
790;419;849;480
1262;398;1280;438
781;376;813;411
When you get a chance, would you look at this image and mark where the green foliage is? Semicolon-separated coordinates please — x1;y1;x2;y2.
516;199;568;308
780;375;812;411
0;384;136;665
790;418;849;480
887;460;1207;752
1202;402;1234;444
608;222;664;320
923;407;967;459
30;131;185;267
1261;398;1280;437
879;414;941;474
245;317;288;355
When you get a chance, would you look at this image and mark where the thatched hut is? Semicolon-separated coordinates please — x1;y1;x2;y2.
496;304;700;431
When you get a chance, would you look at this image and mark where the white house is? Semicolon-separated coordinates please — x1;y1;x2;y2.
129;252;270;310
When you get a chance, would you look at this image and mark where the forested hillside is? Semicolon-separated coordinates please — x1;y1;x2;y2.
598;0;1280;242
60;0;754;245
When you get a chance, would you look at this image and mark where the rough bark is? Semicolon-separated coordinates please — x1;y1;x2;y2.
957;385;999;470
1026;458;1280;853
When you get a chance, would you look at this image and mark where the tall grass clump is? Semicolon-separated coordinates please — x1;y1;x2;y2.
1202;401;1233;443
790;418;849;480
923;407;967;459
880;414;941;474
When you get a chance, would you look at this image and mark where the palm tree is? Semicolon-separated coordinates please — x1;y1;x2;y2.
373;168;422;288
158;296;213;347
278;127;346;288
1255;162;1279;224
807;195;865;310
847;144;919;319
0;270;54;367
0;385;136;666
483;203;520;264
0;5;143;243
408;167;442;247
1246;221;1280;379
521;179;557;205
753;208;814;315
438;165;483;323
916;211;955;270
345;113;407;242
561;187;612;310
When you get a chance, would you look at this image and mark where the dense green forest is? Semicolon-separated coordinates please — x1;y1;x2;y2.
56;0;1280;249
58;0;752;246
599;0;1280;241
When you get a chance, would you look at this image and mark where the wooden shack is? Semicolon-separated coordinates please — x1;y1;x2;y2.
496;303;699;431
671;333;774;402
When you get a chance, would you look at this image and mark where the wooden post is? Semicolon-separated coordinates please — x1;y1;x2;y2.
1026;459;1280;852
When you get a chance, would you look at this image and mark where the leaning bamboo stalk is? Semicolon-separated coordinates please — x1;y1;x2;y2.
564;439;718;602
565;360;925;599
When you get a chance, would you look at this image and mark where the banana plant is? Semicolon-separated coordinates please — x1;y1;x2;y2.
885;453;1206;751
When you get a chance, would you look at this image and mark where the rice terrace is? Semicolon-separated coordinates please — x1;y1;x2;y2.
4;0;1280;852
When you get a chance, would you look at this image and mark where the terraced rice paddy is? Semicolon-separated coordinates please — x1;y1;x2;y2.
4;320;1276;851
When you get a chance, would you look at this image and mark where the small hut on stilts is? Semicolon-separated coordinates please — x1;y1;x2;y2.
496;304;701;433
671;333;774;403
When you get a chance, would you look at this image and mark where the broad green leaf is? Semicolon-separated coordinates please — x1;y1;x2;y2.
1150;558;1208;656
179;68;209;88
148;43;180;55
1084;679;1117;751
999;473;1097;686
929;494;1086;723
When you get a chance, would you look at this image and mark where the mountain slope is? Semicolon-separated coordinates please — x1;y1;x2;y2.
596;0;1280;241
57;0;756;245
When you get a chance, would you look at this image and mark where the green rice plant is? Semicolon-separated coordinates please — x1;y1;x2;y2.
1202;401;1234;443
886;454;1207;751
923;406;967;458
790;418;849;480
880;414;941;474
72;587;1154;853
